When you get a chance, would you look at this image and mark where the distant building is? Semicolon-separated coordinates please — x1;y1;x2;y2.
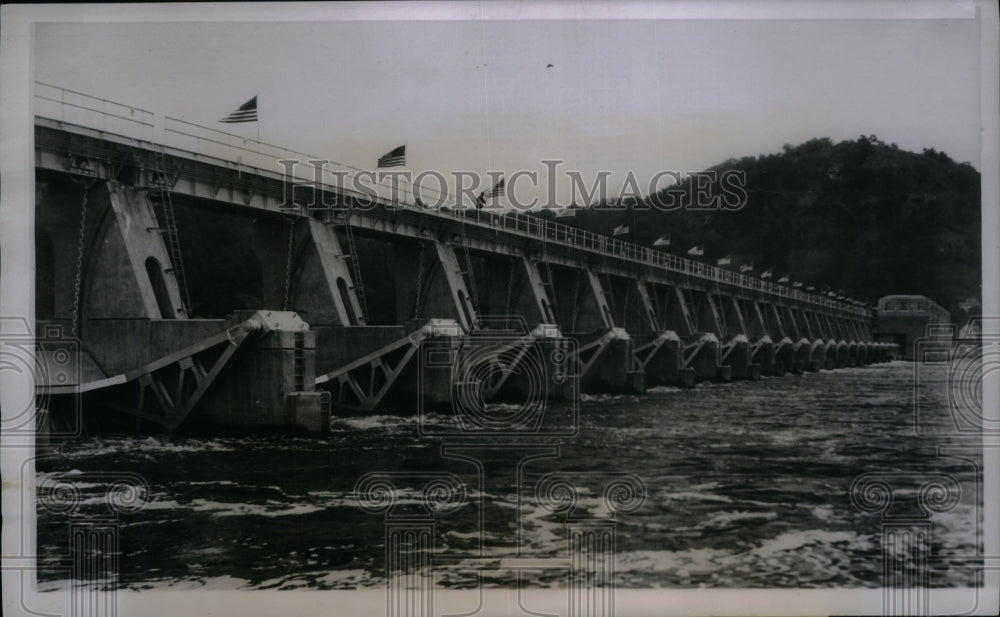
874;295;951;360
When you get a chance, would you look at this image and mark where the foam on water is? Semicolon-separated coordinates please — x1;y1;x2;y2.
580;393;640;403
57;435;239;459
664;490;735;504
36;362;982;590
332;414;421;431
698;510;779;528
753;530;863;558
615;530;876;586
255;569;378;590
185;498;325;518
646;385;685;394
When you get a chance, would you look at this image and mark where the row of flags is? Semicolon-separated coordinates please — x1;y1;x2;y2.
220;97;409;167
219;96;504;209
219;99;507;208
372;143;510;208
628;232;849;296
662;242;839;293
218;98;852;303
374;143;507;208
220;97;413;170
643;237;835;292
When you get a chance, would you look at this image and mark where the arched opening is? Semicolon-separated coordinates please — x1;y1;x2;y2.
35;230;56;319
336;277;358;325
145;257;176;319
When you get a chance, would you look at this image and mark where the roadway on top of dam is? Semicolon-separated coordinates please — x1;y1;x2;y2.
33;84;869;320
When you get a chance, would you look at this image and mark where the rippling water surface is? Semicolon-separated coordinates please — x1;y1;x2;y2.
37;361;982;589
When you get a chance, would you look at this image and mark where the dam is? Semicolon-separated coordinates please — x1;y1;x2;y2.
31;82;896;433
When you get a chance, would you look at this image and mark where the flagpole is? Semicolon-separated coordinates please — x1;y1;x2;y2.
394;144;402;205
631;202;637;246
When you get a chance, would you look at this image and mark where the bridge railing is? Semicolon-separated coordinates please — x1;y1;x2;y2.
33;82;869;318
163;116;318;174
444;208;866;315
161;115;468;212
34;82;155;142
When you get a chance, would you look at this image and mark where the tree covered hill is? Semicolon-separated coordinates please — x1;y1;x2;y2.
536;136;981;320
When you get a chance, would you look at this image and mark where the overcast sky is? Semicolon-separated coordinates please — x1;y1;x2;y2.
33;8;983;205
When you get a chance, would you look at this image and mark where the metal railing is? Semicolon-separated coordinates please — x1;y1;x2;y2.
878;298;949;318
447;208;869;316
161;115;464;210
34;82;155;142
33;82;870;318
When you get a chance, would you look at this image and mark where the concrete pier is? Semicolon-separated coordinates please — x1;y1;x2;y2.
684;333;729;381
197;311;328;432
772;337;794;375
721;334;760;380
751;336;780;376
495;325;580;404
634;331;696;387
572;329;645;393
834;340;850;368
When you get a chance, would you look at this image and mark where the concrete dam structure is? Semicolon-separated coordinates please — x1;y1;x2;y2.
32;83;895;433
873;295;952;360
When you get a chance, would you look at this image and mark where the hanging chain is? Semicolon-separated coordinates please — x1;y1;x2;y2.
412;243;426;321
623;284;632;327
504;258;516;317
712;276;727;332
689;288;700;325
570;269;582;332
650;282;661;329
543;261;559;316
341;204;369;323
283;218;295;310
713;288;726;333
70;179;95;338
458;220;481;318
603;273;618;325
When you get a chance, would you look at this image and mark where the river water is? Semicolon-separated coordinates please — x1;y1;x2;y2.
36;360;982;590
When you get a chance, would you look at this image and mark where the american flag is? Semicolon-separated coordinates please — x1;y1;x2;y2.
612;225;630;237
778;275;790;283
485;177;505;199
761;269;774;279
220;96;258;123
476;178;505;208
653;234;670;247
687;245;704;256
717;255;731;266
555;208;577;218
740;263;754;273
377;145;406;168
